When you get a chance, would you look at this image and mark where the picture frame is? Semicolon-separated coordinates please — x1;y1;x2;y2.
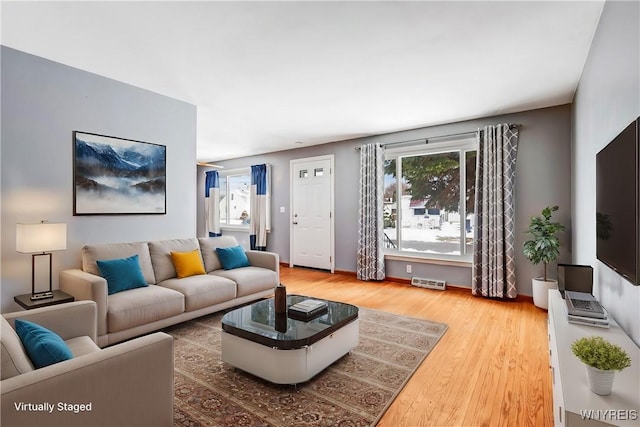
73;131;166;215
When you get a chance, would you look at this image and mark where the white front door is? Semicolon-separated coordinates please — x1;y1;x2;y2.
290;155;334;272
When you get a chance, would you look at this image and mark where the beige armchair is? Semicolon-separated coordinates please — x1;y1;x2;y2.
1;301;174;427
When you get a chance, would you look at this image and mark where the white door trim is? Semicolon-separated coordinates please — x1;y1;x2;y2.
289;154;335;273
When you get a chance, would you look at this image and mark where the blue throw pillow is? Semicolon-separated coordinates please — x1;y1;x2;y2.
216;245;250;270
97;254;148;295
14;319;73;369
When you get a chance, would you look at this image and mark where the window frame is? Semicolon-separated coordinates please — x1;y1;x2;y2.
218;168;251;231
218;166;271;232
383;137;477;262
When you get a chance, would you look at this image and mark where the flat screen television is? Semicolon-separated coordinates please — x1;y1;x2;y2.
596;117;640;285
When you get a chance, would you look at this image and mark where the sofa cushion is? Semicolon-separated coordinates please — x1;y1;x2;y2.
83;242;156;285
210;266;277;297
149;238;200;283
171;249;206;278
65;336;101;357
1;316;34;380
216;246;250;270
158;275;237;312
198;236;240;272
107;285;185;333
97;254;148;295
14;319;74;369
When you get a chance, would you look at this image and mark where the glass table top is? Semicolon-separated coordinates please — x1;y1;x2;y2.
221;294;359;350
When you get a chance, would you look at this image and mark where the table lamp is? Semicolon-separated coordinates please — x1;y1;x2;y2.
16;221;67;300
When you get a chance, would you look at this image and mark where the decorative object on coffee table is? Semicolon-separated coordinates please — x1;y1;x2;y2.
274;283;287;313
288;298;328;320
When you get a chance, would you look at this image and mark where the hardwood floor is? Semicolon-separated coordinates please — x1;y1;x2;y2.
280;266;553;427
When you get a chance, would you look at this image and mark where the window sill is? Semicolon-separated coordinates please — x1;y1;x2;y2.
220;225;249;232
384;252;472;268
219;225;272;233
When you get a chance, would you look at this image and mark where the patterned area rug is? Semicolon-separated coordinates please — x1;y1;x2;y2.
166;307;447;427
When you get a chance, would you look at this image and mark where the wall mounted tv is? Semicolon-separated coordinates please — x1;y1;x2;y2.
596;117;640;285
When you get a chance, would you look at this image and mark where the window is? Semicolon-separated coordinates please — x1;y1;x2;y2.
383;138;477;260
219;171;251;227
218;167;271;230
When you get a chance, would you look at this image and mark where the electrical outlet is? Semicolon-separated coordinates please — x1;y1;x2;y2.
406;264;412;274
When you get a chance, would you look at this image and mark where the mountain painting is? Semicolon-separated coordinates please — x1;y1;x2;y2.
73;132;166;215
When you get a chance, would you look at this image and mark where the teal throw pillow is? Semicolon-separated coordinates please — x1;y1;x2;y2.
216;245;250;270
14;319;73;369
97;254;148;295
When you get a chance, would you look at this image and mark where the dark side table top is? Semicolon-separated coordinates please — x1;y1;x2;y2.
221;294;358;350
14;290;75;310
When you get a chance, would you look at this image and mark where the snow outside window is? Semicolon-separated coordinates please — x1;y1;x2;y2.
383;138;477;261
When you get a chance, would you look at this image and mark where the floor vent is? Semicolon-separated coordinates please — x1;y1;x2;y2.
411;277;447;291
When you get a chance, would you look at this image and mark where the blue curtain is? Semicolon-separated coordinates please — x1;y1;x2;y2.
250;164;268;250
204;170;221;237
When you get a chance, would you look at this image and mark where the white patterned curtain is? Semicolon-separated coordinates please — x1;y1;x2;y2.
205;170;221;237
357;143;386;280
472;124;519;298
250;164;268;250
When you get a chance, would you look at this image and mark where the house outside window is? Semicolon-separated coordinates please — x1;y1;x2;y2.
219;170;251;228
383;137;477;261
218;166;271;231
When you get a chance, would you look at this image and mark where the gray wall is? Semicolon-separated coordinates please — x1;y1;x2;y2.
199;104;573;296
1;47;198;313
572;0;640;344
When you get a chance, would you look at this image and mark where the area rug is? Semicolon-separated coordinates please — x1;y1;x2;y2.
165;307;447;427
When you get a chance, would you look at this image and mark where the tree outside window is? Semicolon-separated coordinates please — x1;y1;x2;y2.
383;139;477;258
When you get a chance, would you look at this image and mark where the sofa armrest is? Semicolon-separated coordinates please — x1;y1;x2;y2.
3;301;97;343
246;250;280;277
60;269;108;337
1;332;174;427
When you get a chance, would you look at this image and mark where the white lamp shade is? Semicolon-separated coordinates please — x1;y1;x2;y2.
16;222;67;253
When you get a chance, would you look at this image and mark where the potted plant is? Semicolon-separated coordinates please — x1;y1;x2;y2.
571;336;631;395
523;205;565;309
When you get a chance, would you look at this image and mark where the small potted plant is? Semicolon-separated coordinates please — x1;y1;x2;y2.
523;205;565;309
571;336;631;395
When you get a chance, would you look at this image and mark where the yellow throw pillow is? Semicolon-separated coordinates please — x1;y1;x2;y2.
171;249;206;278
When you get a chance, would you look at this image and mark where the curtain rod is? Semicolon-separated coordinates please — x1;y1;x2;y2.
354;124;520;150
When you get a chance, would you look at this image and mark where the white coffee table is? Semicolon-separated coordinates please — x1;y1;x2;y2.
221;295;359;384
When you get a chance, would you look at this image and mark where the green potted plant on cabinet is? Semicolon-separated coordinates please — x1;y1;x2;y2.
571;336;631;395
523;205;565;309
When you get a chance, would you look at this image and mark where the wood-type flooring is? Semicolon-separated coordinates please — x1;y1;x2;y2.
280;266;553;427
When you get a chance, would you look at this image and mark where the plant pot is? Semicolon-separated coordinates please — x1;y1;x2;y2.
585;365;615;395
532;278;557;309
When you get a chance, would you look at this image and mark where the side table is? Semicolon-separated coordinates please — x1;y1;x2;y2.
14;290;75;310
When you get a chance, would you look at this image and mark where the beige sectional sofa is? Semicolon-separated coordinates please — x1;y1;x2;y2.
60;236;279;347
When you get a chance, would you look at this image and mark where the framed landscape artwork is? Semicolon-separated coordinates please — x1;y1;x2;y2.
73;131;166;215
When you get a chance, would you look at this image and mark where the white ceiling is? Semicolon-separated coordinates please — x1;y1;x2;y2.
2;1;604;162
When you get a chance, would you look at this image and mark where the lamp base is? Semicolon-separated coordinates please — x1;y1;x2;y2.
30;292;54;301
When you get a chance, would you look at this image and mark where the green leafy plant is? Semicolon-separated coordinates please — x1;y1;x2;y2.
571;336;631;371
523;205;565;281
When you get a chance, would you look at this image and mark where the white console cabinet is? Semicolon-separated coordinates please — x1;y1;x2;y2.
548;290;639;426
